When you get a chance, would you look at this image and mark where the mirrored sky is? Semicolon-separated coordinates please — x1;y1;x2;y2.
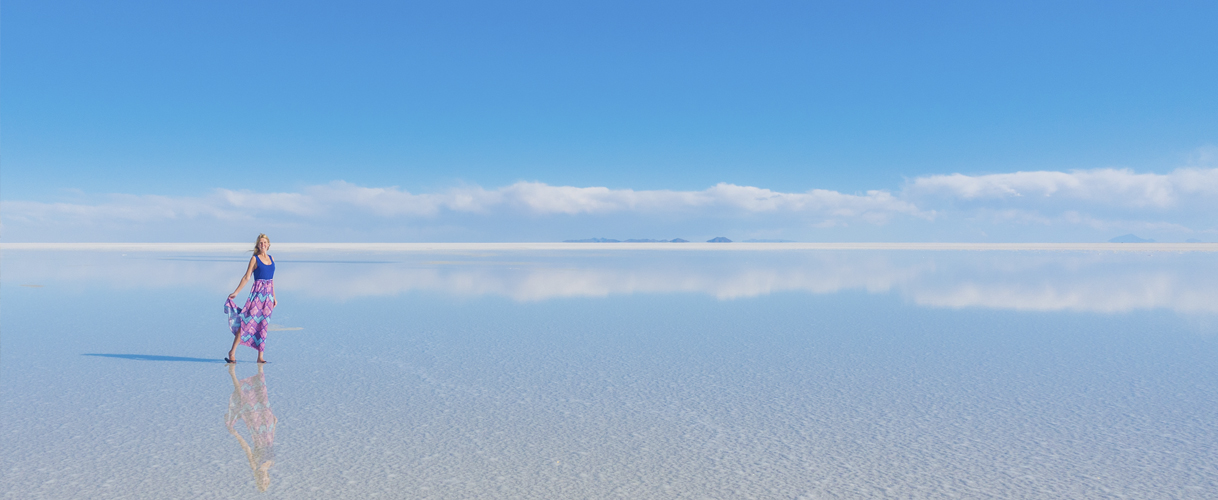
5;248;1216;315
3;248;1217;498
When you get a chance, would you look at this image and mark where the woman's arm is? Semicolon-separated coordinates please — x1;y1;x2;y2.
227;426;259;472
229;256;258;299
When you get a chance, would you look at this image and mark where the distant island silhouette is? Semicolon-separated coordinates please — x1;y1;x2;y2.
1109;234;1155;243
707;237;732;243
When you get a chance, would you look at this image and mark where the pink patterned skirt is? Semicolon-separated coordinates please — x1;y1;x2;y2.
225;279;275;352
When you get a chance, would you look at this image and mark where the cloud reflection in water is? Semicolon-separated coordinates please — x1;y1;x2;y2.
4;250;1214;314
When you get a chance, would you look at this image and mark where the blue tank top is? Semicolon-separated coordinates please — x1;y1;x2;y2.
253;255;275;280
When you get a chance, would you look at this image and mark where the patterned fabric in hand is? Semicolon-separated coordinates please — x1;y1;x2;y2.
225;279;275;352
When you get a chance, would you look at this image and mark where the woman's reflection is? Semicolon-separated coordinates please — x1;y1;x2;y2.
226;364;278;491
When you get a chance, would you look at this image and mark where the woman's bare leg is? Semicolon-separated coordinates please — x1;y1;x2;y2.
227;333;241;362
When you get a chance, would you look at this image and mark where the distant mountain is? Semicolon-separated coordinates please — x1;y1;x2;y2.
624;238;689;243
707;237;732;243
1109;234;1155;243
743;239;796;243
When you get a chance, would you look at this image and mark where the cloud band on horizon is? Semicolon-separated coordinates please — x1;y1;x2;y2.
3;167;1216;242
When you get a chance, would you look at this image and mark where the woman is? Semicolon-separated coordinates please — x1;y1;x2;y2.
225;233;277;363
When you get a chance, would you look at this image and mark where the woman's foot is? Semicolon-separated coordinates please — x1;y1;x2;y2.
257;355;267;363
226;351;236;363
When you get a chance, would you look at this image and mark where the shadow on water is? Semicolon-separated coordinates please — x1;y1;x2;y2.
83;353;226;363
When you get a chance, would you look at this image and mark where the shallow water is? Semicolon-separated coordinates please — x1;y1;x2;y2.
3;249;1216;499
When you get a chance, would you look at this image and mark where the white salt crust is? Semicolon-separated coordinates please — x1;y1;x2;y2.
5;242;1218;252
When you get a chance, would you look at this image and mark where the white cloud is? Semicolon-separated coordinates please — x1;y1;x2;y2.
2;166;1215;241
907;167;1218;209
896;167;1218;239
2;194;242;224
1;181;927;225
295;181;928;219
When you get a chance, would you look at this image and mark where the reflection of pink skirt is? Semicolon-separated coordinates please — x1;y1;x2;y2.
226;371;276;462
225;279;275;352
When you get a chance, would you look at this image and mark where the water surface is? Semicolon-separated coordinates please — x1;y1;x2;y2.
3;248;1216;498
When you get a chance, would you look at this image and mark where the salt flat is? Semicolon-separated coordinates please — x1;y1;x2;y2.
3;248;1216;499
5;241;1218;252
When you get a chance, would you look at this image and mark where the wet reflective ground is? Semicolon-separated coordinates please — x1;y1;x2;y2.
3;248;1217;498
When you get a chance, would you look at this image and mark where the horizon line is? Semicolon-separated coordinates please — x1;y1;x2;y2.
3;242;1217;252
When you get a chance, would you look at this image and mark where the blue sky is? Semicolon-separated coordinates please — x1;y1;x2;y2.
3;1;1216;242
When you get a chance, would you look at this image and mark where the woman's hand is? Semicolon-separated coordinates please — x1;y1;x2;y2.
272;297;277;307
229;292;238;299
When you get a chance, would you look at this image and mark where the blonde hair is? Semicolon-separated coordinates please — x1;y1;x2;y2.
252;233;270;255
